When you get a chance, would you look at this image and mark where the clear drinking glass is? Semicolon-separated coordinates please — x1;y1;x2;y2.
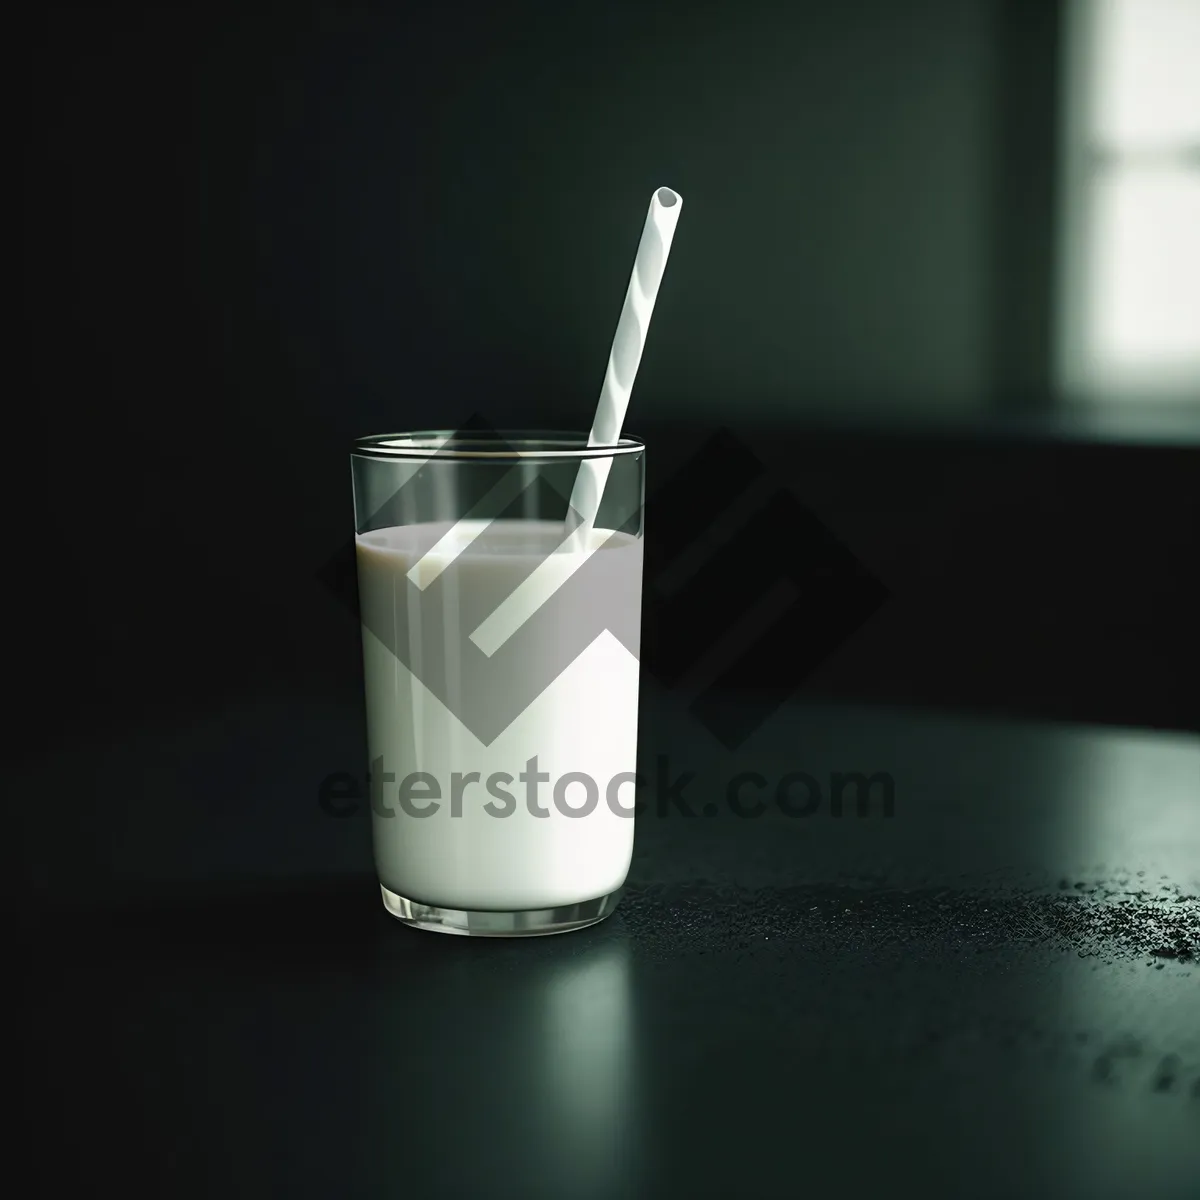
351;430;645;935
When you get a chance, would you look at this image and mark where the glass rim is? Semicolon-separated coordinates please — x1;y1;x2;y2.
351;429;645;462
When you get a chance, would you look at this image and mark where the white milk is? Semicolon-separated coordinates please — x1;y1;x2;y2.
355;520;642;911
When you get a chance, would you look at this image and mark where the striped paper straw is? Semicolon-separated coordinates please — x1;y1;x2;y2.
564;186;682;549
469;186;683;657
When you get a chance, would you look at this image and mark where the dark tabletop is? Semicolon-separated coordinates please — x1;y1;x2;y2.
16;689;1200;1199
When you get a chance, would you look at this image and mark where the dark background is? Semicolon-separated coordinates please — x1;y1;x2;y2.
17;7;1200;1197
21;0;1198;760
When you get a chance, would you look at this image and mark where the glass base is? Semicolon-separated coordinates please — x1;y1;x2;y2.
380;884;623;937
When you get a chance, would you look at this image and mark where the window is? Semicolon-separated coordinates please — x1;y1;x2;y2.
1057;0;1200;402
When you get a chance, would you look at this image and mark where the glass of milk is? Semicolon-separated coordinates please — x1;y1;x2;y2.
351;430;645;935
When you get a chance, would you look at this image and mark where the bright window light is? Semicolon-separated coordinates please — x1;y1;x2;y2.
1058;0;1200;400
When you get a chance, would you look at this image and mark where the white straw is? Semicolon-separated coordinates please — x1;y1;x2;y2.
564;186;683;550
468;186;683;658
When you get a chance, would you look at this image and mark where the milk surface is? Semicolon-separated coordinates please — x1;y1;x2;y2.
356;520;642;910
